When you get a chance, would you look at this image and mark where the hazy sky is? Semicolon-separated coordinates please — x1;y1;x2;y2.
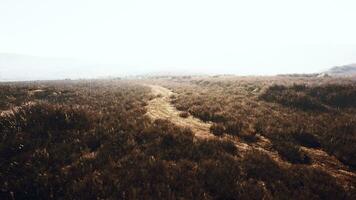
1;0;356;75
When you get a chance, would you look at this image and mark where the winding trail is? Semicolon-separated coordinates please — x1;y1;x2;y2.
145;84;213;139
144;84;356;188
145;84;275;153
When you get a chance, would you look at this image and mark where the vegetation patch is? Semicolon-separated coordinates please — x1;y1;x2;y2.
260;84;356;111
0;79;355;199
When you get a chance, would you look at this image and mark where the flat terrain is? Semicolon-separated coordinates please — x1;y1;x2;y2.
1;76;356;199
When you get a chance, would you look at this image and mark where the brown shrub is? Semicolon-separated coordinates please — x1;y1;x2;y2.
179;111;189;118
224;121;243;136
273;141;311;164
210;123;225;136
260;84;327;111
293;131;320;148
320;120;356;169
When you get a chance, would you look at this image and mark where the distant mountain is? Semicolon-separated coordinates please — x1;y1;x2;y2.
324;64;356;76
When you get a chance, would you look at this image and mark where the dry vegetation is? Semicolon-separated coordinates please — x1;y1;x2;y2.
1;77;356;199
159;76;356;194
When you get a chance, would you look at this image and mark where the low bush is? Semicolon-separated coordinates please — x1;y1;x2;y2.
260;84;356;111
239;132;258;143
179;111;189;118
243;151;346;199
293;131;321;148
224;121;243;136
210;123;225;136
273;141;311;164
260;85;327;111
308;84;356;108
320;121;356;169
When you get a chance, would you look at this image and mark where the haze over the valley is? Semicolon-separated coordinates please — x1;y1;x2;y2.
1;0;356;80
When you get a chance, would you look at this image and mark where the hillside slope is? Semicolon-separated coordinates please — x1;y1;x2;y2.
324;64;356;76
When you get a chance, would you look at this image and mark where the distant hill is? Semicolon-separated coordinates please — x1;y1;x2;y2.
138;70;207;77
0;53;139;81
324;64;356;76
0;53;210;82
0;53;83;81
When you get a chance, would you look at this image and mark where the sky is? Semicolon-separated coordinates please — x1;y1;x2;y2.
1;0;356;76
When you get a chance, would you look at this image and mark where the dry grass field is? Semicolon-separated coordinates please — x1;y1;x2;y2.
1;76;356;199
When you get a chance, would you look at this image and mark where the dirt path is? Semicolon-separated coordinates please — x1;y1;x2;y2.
145;84;213;139
144;84;356;188
145;84;274;153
